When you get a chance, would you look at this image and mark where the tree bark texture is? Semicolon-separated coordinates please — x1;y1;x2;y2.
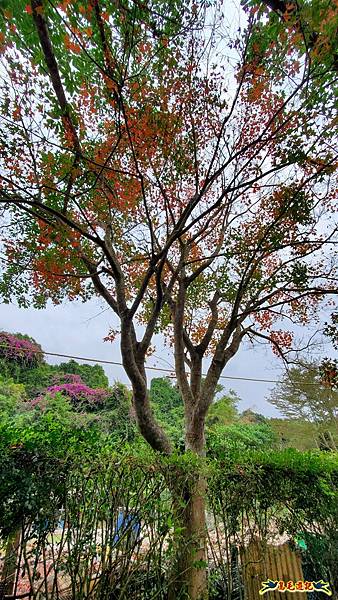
0;530;21;598
169;475;208;600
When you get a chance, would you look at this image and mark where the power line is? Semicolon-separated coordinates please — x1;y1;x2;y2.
0;342;322;386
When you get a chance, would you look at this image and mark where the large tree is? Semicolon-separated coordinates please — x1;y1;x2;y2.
0;0;337;597
269;360;338;450
270;361;338;423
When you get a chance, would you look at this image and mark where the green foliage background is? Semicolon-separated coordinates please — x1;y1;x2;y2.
0;332;337;596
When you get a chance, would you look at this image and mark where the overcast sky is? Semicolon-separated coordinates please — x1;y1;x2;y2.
0;298;290;416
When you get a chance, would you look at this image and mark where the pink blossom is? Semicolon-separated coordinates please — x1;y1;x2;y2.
33;378;110;410
0;332;43;366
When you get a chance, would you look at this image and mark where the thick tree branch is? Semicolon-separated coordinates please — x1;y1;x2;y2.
196;292;220;356
31;0;81;153
198;324;246;419
81;256;119;314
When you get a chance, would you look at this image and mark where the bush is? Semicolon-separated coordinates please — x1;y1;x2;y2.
0;446;337;598
55;359;109;389
0;375;26;417
207;422;277;457
33;374;110;411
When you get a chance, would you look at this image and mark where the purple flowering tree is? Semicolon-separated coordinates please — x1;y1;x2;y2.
33;374;110;412
0;332;43;368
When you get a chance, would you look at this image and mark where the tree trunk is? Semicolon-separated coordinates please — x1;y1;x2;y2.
169;474;208;600
169;408;208;600
0;529;21;598
185;474;208;600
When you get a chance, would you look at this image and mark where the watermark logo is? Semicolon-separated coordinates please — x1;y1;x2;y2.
259;579;332;596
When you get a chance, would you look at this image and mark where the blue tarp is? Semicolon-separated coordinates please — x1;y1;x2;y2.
113;510;141;545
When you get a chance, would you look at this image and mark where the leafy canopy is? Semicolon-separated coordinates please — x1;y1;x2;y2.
269;361;338;423
0;0;336;457
0;0;336;333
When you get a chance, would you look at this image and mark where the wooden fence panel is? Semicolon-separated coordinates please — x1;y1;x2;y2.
241;540;304;600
